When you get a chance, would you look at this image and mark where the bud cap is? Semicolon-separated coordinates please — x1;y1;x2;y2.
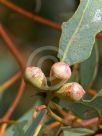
56;82;85;101
50;62;71;80
24;66;47;89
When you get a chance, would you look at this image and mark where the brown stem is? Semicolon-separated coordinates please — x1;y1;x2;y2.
74;117;99;127
87;89;97;96
47;121;61;129
0;24;25;71
2;79;25;120
0;71;21;92
0;0;61;30
43;121;61;135
53;103;69;118
0;79;25;136
0;124;7;136
0;119;17;124
32;105;46;120
0;0;102;38
0;24;26;135
95;134;102;136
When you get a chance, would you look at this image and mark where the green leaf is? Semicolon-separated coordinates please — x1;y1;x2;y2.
23;109;46;136
93;59;102;90
79;43;99;89
82;89;102;117
12;121;28;136
93;70;102;90
59;100;97;119
5;97;44;136
59;90;102;118
58;0;102;65
62;127;94;136
5;109;33;136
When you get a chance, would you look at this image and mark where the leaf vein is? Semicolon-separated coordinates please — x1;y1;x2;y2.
61;0;90;62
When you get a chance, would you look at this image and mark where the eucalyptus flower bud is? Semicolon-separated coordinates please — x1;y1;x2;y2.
50;62;71;86
24;67;47;89
55;82;85;101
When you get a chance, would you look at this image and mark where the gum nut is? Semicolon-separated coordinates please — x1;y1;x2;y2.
56;82;85;101
50;62;71;80
24;66;47;87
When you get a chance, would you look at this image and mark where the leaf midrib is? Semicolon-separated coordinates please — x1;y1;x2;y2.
61;0;90;62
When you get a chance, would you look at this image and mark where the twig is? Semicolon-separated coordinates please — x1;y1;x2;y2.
0;79;25;136
0;124;7;136
0;0;61;30
1;79;25;121
95;134;102;136
1;0;102;38
32;105;46;120
74;117;99;127
0;24;25;71
87;89;97;96
47;121;61;129
35;105;46;112
0;24;26;135
47;107;63;123
53;103;69;118
43;121;61;135
0;119;17;124
0;71;21;93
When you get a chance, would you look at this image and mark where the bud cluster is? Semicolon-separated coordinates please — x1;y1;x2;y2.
24;62;85;101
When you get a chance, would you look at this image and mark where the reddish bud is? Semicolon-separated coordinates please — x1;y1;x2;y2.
55;82;85;101
50;62;71;80
50;62;71;88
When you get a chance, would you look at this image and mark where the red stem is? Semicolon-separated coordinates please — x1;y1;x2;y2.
3;79;25;120
0;24;25;71
0;0;102;38
0;0;61;30
0;79;25;136
47;121;61;129
0;23;26;135
1;71;21;92
76;117;99;127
